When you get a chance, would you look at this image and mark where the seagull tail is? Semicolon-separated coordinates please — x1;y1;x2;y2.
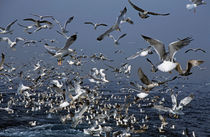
186;4;196;10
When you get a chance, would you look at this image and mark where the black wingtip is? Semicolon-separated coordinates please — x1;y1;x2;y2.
97;36;103;41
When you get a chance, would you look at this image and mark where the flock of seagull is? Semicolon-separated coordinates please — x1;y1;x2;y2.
0;0;207;136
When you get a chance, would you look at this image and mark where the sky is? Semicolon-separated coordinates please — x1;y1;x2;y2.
0;0;209;83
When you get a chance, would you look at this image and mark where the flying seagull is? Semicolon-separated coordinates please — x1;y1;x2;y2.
175;60;204;76
108;33;127;45
186;0;206;13
146;58;158;72
0;19;17;34
0;37;25;48
128;0;170;19
141;34;193;72
97;7;127;41
185;48;206;53
44;34;77;65
84;22;108;30
137;67;177;91
126;46;153;60
52;16;74;34
23;18;53;28
153;93;194;115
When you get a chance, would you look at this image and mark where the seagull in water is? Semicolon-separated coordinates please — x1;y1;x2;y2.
44;34;77;65
0;37;25;48
175;60;204;76
108;33;127;45
97;7;127;41
141;34;193;72
126;46;153;60
128;0;170;19
0;19;17;34
186;0;206;13
84;21;108;30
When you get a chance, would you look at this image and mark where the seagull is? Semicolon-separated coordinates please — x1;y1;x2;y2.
128;0;170;19
84;21;108;30
186;0;206;12
175;60;204;76
44;34;77;65
108;33;127;45
23;18;53;28
52;16;74;34
120;17;134;24
0;53;5;71
185;48;206;53
30;13;53;20
89;68;109;84
17;23;34;34
97;7;127;41
136;67;177;92
126;46;153;60
0;37;25;48
153;93;194;115
0;19;17;34
141;34;193;72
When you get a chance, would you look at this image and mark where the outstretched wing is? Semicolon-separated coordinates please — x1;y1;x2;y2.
44;44;60;56
148;11;170;16
171;93;177;110
64;16;74;30
63;34;77;49
6;19;17;30
138;67;152;85
177;94;194;110
141;34;165;61
168;37;193;61
117;33;127;41
128;0;144;12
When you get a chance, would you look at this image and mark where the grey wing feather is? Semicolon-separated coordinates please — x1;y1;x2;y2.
169;37;193;61
128;0;144;12
148;11;170;16
118;33;127;40
63;34;77;49
177;94;194;110
138;67;151;85
6;19;17;30
171;93;177;110
64;16;74;30
116;7;127;25
97;26;115;41
141;34;165;61
84;22;94;25
44;44;60;55
126;51;142;60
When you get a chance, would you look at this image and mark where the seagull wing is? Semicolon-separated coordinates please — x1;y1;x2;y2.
108;34;115;41
141;34;166;61
97;26;115;41
62;34;77;50
64;16;74;30
177;94;194;110
84;22;95;26
184;49;193;53
116;7;127;25
44;44;59;56
185;60;204;74
0;37;12;45
148;11;170;16
171;93;177;110
128;0;144;12
6;19;17;30
52;17;63;29
23;18;36;22
56;30;68;39
126;51;142;60
97;23;108;26
168;37;193;61
138;67;152;85
195;48;206;53
117;33;127;41
15;37;25;43
39;20;53;26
